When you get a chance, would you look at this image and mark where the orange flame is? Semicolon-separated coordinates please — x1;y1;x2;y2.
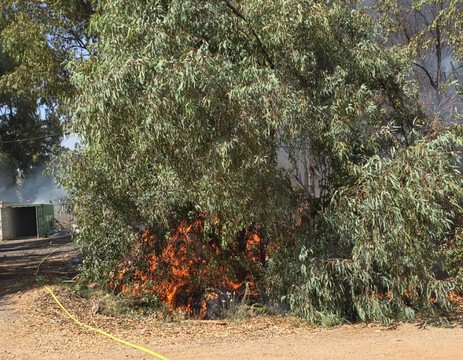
373;290;463;304
449;291;463;303
111;217;268;316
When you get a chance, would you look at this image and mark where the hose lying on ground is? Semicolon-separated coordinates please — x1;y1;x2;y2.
44;286;170;360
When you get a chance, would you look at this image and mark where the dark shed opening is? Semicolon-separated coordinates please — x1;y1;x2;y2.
10;207;38;238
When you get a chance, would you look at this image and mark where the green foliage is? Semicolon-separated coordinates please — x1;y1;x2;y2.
289;126;463;323
0;0;92;102
0;150;16;196
53;0;463;324
444;228;463;289
371;0;463;118
0;1;93;181
0;49;61;181
60;0;424;279
60;0;295;279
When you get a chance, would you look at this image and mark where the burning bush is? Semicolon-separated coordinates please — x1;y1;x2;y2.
110;215;268;318
59;0;463;325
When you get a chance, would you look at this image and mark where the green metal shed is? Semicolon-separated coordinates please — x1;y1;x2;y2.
0;202;54;240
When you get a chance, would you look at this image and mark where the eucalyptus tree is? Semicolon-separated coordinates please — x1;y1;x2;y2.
0;0;93;103
372;0;463;120
60;0;463;322
0;47;62;197
0;149;16;200
0;0;93;183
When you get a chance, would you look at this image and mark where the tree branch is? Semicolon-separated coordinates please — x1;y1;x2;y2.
224;0;275;69
413;61;437;89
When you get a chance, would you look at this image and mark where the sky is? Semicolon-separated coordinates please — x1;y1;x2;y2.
60;133;80;149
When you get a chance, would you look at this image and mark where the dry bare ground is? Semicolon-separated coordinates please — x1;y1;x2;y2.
1;235;463;360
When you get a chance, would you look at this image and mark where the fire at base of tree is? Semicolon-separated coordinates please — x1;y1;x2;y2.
39;0;463;324
109;215;271;319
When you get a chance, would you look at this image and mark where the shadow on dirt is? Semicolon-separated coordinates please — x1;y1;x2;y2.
0;232;78;298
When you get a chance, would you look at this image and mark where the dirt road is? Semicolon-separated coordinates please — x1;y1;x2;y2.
1;236;463;360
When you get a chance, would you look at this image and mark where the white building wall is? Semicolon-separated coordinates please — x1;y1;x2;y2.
0;203;13;240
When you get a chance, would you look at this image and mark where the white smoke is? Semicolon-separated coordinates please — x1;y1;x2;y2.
0;183;18;202
20;167;66;204
0;166;65;204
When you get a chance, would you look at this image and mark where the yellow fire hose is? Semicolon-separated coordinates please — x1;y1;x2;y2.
44;286;170;360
